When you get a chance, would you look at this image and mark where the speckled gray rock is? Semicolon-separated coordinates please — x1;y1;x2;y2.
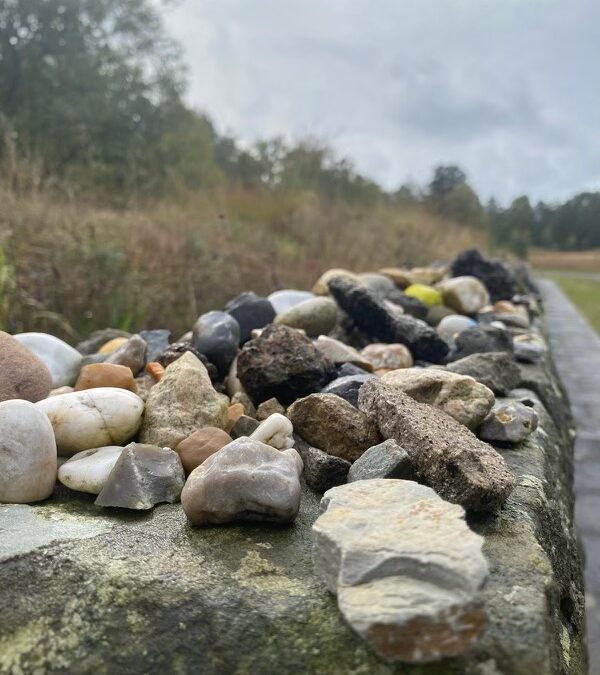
181;437;303;526
139;352;229;449
312;480;489;662
288;393;381;463
382;368;495;429
478;402;539;443
328;278;448;363
358;379;515;511
104;334;147;375
446;351;521;395
95;443;185;510
274;297;338;337
347;440;413;482
0;400;57;503
294;434;350;493
256;397;285;421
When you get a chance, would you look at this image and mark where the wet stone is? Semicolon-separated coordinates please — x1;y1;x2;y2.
347;439;414;482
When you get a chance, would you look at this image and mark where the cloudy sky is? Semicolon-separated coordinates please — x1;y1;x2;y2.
161;0;600;204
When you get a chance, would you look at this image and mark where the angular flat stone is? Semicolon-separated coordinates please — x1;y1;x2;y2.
382;368;495;429
347;439;413;482
446;351;521;395
288;393;381;463
175;428;232;475
312;480;488;662
358;379;515;511
95;443;185;510
181;437;303;526
328;278;448;363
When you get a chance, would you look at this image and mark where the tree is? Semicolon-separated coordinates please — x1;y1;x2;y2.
429;165;467;200
0;0;186;193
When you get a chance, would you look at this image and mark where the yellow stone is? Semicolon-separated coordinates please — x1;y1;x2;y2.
98;337;129;355
404;284;442;307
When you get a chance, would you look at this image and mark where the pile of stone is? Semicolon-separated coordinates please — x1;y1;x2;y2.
0;248;545;664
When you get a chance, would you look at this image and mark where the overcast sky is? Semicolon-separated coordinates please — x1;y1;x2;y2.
161;0;600;205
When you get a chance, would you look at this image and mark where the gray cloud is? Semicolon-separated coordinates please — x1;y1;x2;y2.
161;0;600;204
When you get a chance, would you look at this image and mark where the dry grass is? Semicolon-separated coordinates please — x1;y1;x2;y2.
0;184;483;341
530;248;600;274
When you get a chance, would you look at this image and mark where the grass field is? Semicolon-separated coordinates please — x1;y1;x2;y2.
545;273;600;333
530;249;600;333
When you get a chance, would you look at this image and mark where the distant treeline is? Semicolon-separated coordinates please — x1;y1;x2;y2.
0;0;597;255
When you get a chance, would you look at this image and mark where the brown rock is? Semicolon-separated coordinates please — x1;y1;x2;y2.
226;403;245;433
256;397;285;421
175;427;233;475
0;331;53;403
74;363;137;393
358;379;515;511
287;393;381;463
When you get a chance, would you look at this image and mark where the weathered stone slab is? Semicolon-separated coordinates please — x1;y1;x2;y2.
0;334;585;674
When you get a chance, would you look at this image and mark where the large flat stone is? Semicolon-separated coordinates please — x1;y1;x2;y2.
0;364;585;674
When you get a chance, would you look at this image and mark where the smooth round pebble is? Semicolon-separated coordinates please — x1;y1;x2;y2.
14;332;82;387
58;446;123;494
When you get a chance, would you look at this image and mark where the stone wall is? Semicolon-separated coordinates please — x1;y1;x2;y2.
0;325;586;675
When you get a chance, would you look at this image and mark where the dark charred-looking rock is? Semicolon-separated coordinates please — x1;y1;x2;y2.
237;324;336;405
157;342;219;383
385;288;429;320
224;291;276;343
358;378;515;512
328;278;448;364
449;325;514;362
450;249;516;302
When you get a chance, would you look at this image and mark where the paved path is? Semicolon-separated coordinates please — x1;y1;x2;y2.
539;279;600;671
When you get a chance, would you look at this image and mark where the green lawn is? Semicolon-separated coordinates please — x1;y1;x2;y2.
546;274;600;333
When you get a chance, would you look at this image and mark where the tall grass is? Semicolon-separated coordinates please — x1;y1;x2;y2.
0;182;483;342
